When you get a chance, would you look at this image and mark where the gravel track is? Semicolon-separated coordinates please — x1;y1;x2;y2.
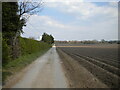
4;47;68;88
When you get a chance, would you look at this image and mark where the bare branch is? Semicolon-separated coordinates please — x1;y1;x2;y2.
18;0;43;17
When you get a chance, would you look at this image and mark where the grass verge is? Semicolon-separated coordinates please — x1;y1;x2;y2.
2;48;50;85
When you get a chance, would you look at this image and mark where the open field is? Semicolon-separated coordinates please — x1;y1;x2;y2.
56;44;120;88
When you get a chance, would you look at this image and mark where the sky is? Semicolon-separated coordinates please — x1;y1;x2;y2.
21;0;119;41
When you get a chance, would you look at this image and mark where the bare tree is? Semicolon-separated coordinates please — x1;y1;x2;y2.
17;0;44;32
13;0;44;46
18;0;44;17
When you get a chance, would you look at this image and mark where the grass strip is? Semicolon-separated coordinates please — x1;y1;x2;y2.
2;48;50;84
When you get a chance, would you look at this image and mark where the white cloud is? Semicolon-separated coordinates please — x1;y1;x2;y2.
21;15;71;39
22;14;118;40
45;1;118;20
30;15;67;28
21;2;118;41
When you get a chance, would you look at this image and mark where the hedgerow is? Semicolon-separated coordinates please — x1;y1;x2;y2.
19;37;51;56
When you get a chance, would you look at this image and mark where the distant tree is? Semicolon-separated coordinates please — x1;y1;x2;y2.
41;33;54;44
50;35;54;43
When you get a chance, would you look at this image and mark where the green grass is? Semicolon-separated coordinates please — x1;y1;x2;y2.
2;48;50;84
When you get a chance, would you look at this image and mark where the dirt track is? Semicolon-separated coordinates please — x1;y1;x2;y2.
4;46;68;88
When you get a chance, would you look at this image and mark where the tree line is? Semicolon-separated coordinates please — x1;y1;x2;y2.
55;39;120;44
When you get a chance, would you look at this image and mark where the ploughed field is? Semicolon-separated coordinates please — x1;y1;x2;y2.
56;44;120;88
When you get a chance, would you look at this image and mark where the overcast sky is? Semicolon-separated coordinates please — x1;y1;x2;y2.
21;0;118;41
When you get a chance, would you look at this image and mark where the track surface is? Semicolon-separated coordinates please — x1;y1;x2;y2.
5;46;68;88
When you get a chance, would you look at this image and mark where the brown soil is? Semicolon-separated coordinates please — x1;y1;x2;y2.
57;48;108;88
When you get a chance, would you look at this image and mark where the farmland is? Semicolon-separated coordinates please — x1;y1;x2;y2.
56;44;120;88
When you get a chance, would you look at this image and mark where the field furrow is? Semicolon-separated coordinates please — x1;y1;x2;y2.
57;44;120;88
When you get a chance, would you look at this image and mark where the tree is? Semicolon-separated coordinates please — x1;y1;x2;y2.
19;1;43;17
2;1;43;42
2;1;43;60
41;33;54;44
15;1;43;46
50;35;54;44
2;2;20;36
15;1;43;44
